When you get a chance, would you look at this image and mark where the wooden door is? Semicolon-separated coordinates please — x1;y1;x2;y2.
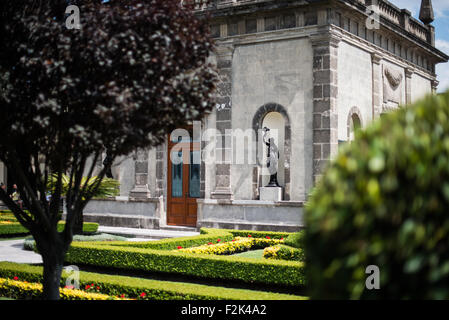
167;132;201;227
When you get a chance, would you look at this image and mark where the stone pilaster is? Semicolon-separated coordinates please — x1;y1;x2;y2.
405;67;414;104
129;149;151;199
371;53;382;118
310;31;341;183
431;79;439;94
211;45;234;199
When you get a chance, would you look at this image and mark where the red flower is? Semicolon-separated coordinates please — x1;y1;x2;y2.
248;235;252;238
140;292;146;298
85;285;90;290
13;276;18;281
266;236;271;239
231;239;235;242
96;286;100;290
121;294;125;298
217;239;221;242
177;246;183;249
208;242;213;245
281;238;284;240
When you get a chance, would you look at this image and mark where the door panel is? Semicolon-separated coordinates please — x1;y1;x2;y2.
167;132;200;227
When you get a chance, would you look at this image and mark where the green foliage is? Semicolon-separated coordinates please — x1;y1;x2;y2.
264;245;305;262
0;262;306;300
64;228;304;287
47;174;120;199
305;92;449;299
283;231;305;249
0;221;98;237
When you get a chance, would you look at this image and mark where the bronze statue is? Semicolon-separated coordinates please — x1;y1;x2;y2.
263;127;280;187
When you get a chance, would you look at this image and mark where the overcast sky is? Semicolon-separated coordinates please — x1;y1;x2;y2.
390;0;449;92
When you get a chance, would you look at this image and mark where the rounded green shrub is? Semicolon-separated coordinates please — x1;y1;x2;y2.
305;92;449;300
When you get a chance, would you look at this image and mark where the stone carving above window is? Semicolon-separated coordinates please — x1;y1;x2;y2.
382;65;403;112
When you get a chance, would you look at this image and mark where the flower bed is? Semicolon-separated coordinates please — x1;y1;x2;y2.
0;277;124;300
0;262;306;300
178;237;284;255
263;245;305;262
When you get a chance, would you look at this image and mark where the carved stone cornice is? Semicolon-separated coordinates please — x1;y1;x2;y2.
310;29;342;48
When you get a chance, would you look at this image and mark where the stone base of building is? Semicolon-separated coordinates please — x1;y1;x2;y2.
197;199;304;232
81;213;160;229
64;197;162;230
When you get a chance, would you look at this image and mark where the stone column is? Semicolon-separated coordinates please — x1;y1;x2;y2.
310;30;341;183
211;45;234;200
405;68;414;104
129;149;151;199
371;53;382;118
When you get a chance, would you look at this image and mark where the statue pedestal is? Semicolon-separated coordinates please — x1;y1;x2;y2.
259;187;283;202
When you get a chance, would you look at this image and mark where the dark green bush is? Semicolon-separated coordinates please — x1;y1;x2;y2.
284;231;305;249
0;262;306;300
305;92;449;299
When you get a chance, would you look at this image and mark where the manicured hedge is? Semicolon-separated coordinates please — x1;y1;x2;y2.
114;228;234;250
228;230;291;240
284;231;305;249
108;228;290;251
0;221;99;236
62;228;303;287
65;241;304;287
0;262;306;300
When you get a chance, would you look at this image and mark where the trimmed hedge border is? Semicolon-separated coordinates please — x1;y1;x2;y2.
0;221;99;236
64;228;305;287
0;262;306;300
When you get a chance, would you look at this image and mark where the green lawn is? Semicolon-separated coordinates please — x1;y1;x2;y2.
232;249;265;259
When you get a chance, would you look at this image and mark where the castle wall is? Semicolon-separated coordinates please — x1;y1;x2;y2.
230;38;314;201
411;73;432;102
337;41;373;141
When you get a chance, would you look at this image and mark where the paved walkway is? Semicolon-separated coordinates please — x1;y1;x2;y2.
0;240;43;264
0;226;200;264
98;226;199;239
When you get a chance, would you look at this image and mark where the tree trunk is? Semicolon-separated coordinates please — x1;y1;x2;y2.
41;249;65;300
73;209;84;235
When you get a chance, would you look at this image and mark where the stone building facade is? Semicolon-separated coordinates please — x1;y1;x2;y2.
2;0;447;231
